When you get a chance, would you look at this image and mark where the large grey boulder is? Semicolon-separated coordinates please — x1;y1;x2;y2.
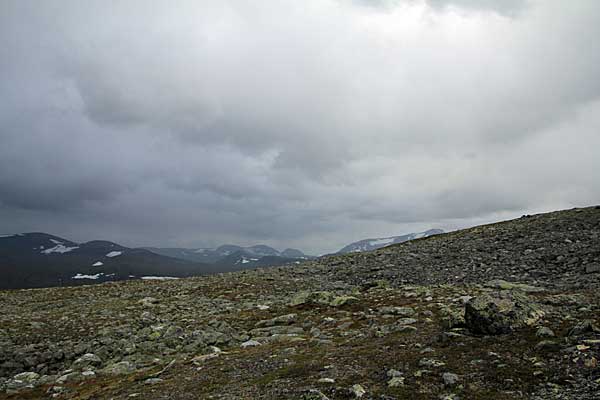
465;291;545;335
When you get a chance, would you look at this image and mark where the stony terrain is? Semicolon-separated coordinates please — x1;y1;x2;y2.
1;206;599;399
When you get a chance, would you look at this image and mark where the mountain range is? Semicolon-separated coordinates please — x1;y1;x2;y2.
143;245;311;265
0;229;442;289
0;234;315;289
0;233;220;289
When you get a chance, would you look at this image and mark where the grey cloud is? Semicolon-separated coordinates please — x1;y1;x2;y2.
1;0;599;254
426;0;528;16
352;0;528;16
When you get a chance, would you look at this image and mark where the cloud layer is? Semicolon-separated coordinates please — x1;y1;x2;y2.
1;0;599;253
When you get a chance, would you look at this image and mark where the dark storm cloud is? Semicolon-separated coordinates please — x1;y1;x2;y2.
1;0;599;253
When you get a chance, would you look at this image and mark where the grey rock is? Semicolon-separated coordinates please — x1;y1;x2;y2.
102;361;136;375
442;372;460;386
567;320;600;336
138;297;159;307
72;353;102;370
465;292;544;335
484;279;546;293
397;318;418;325
379;306;415;316
13;371;40;383
584;264;600;274
256;313;297;327
56;371;82;384
289;291;334;307
240;340;261;348
302;389;330;400
535;340;560;351
536;327;555;338
330;296;359;307
386;369;403;378
350;384;366;398
387;376;405;387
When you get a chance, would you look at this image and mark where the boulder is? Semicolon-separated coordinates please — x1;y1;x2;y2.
379;306;415;316
350;384;366;398
302;389;330;400
465;291;544;335
101;361;136;375
584;264;600;274
442;372;459;386
484;279;546;293
439;307;465;329
255;313;297;328
567;320;600;336
289;291;334;307
72;353;102;370
330;296;359;307
13;371;40;383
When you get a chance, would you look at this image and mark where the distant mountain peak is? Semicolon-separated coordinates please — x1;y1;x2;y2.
337;229;443;254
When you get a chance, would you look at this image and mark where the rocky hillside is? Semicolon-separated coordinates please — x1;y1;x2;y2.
0;206;599;399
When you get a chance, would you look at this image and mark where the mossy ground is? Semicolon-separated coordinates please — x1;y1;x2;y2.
2;280;598;399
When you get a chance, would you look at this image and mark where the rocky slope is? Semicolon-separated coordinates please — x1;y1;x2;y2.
0;206;599;399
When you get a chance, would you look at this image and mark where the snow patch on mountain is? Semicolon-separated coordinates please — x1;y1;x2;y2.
194;248;212;254
368;238;395;246
106;251;122;258
338;229;444;254
42;243;79;254
73;273;103;280
141;276;179;280
238;257;259;264
92;261;104;267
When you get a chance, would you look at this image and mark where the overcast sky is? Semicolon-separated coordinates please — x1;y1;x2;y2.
1;0;599;254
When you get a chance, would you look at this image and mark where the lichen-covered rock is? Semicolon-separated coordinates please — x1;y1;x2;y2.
465;291;545;335
302;389;330;400
255;313;297;327
289;291;334;306
379;306;415;316
567;320;600;336
439;306;465;329
330;296;359;307
350;384;366;398
72;353;102;370
484;279;546;293
101;361;136;375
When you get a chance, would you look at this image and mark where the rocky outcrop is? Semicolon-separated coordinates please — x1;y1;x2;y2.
465;291;545;334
